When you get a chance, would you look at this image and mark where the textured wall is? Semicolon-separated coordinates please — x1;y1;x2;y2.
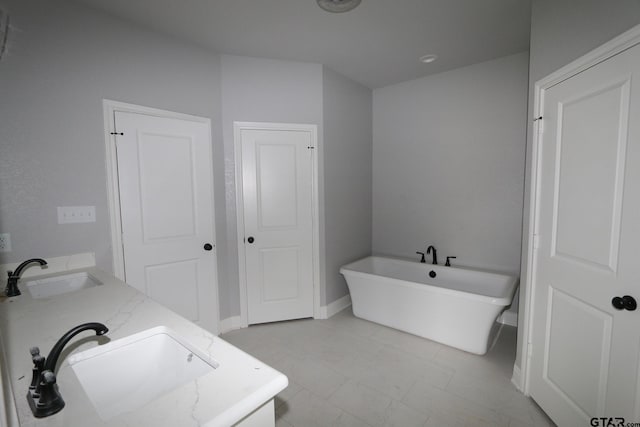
0;0;223;275
322;66;373;305
373;52;529;274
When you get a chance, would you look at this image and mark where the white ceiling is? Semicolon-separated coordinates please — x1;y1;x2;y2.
75;0;531;88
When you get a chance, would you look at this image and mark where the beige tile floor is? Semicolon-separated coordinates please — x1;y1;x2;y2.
222;309;555;427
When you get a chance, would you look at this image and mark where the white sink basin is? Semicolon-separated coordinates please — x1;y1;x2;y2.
25;272;102;299
68;326;219;420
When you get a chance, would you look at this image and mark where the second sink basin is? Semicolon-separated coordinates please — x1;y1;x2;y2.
26;272;102;299
68;326;219;420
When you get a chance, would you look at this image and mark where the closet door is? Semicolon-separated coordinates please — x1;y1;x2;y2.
239;127;315;325
529;42;640;425
115;111;219;333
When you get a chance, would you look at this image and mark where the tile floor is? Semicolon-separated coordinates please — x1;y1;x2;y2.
221;309;555;427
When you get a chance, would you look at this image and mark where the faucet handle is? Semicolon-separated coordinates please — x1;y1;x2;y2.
30;355;46;391
35;370;64;412
41;370;56;385
445;256;457;267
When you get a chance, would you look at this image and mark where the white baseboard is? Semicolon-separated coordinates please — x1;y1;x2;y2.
221;294;352;332
498;309;518;327
317;294;351;319
219;316;244;334
511;364;523;392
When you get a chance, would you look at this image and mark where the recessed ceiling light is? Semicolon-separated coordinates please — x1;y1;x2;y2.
419;54;438;64
317;0;362;13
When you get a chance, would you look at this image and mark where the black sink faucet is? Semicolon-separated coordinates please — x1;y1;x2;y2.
5;258;48;297
426;246;438;265
42;322;108;373
27;322;108;418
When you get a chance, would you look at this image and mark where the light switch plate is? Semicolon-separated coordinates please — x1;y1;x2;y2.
57;206;96;224
0;233;11;252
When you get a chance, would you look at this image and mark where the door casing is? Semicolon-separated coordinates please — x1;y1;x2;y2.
103;99;219;332
518;24;640;394
234;122;321;328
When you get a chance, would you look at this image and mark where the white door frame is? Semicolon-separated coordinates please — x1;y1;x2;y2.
103;99;219;324
518;24;640;395
234;121;321;328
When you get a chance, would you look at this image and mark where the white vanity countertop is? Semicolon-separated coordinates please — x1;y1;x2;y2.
0;268;287;427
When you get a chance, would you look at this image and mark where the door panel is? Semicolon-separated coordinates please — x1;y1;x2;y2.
145;259;199;320
257;144;299;228
552;80;629;270
544;288;612;417
240;128;314;324
530;43;640;425
115;111;218;333
138;133;197;240
260;247;300;301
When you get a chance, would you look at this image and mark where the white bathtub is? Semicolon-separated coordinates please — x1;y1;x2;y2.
340;256;519;355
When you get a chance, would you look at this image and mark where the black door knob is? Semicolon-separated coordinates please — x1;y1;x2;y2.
612;295;637;311
612;296;625;310
623;295;637;311
247;237;255;244
203;243;213;251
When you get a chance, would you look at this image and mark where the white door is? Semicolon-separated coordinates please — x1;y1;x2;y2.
239;127;314;324
529;43;640;425
115;111;218;333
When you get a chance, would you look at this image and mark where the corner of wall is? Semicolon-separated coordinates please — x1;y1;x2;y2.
317;294;351;319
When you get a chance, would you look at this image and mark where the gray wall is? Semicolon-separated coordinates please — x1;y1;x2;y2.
0;0;224;275
0;0;372;323
372;52;529;274
516;0;640;371
322;67;372;305
220;55;324;318
529;0;640;83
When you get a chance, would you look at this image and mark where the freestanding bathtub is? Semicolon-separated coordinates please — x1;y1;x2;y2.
340;256;519;355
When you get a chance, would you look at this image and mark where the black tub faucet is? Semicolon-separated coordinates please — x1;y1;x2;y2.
426;246;438;265
27;322;108;418
5;258;48;297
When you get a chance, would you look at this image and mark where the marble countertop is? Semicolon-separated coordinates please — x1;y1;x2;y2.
0;267;287;427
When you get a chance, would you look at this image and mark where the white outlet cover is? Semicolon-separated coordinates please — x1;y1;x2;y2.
0;233;11;252
57;206;96;224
